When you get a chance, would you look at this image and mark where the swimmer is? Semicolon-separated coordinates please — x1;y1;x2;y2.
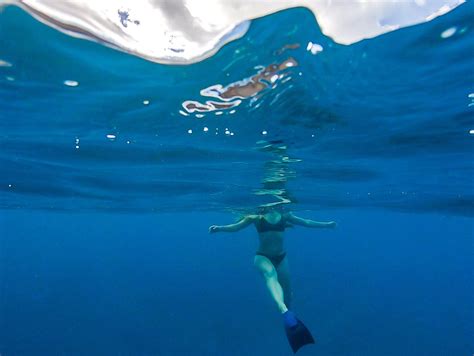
209;205;336;353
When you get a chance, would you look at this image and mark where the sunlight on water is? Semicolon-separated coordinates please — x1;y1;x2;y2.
3;0;465;64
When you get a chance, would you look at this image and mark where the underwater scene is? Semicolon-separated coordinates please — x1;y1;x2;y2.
0;1;473;355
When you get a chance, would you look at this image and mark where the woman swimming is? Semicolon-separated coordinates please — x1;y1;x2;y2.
209;205;336;353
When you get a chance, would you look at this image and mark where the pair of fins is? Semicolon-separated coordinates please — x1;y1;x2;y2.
282;310;315;353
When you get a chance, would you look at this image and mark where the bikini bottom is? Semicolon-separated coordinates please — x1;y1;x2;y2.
256;251;287;268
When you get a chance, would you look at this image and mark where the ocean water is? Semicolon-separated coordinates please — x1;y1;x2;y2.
0;2;473;356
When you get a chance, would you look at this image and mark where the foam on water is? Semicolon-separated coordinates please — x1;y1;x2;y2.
1;0;465;64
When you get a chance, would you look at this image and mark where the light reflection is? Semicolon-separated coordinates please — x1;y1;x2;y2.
181;57;298;117
253;140;301;207
182;99;241;113
0;59;12;67
274;43;300;55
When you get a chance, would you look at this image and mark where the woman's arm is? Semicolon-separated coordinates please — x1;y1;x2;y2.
286;212;336;229
209;215;257;233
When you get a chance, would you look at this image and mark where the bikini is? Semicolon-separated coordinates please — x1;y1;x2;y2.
255;216;287;268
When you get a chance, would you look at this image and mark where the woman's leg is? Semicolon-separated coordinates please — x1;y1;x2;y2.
254;255;288;313
276;256;293;309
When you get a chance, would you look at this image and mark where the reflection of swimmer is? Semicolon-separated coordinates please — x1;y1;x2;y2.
209;205;336;353
182;57;297;115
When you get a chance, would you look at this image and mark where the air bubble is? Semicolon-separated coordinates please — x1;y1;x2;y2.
440;27;457;38
64;80;79;87
306;42;323;55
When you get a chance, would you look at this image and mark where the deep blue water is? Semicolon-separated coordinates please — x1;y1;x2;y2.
0;2;473;355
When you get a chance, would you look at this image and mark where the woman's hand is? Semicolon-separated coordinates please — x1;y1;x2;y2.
209;225;221;234
327;221;337;229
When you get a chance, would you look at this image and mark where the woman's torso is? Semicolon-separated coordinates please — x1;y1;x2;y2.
254;212;288;256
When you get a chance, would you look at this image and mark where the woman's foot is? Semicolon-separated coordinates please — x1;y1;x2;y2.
282;310;298;328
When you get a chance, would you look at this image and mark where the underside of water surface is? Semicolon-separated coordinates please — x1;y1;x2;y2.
0;2;473;216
